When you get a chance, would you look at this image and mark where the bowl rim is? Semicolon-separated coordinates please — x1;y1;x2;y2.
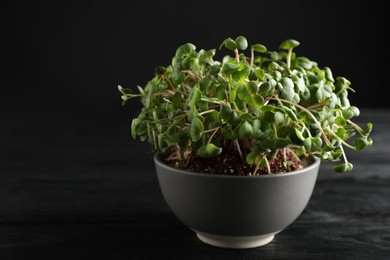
154;153;321;179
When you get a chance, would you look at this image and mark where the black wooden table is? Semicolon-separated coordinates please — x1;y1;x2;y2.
1;109;389;259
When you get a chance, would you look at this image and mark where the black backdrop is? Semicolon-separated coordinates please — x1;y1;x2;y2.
2;1;387;126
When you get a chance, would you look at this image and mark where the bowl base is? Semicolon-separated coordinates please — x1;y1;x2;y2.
194;230;278;249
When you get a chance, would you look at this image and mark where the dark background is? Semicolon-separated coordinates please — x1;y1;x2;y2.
2;1;388;127
1;2;389;258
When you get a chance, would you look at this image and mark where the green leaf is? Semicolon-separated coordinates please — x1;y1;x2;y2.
210;65;221;75
238;121;253;139
292;75;306;92
158;133;168;150
261;139;275;149
171;93;182;105
246;152;258;165
199;77;213;92
189;85;202;103
172;62;183;82
269;51;284;61
221;105;232;122
215;85;225;100
251;128;261;138
303;137;322;152
247;81;258;94
252;44;267;53
221;126;235;139
275;138;290;148
279;39;300;50
177;132;189;148
222;62;240;74
232;66;250;81
293;93;300;104
209;109;220;120
229;112;241;126
281;85;295;101
342;108;354;120
363;123;373;136
136;121;147;136
303;138;312;152
230;85;237;103
349;106;360;117
155;66;166;75
118;85;134;95
252;119;261;129
311;137;323;151
259;82;272;95
324;67;334;82
295;128;305;141
131;118;138;139
187;101;197;121
333;162;353;173
258;157;268;168
190;116;204;142
282;106;298;121
261;105;277;112
253;95;264;106
240;113;254;122
335;116;346;126
175;43;196;58
315;87;324;102
274;111;285;125
355;137;373;151
197;143;222;158
221;37;237;51
255;69;266;80
137;85;145;95
336;127;347;139
281;77;294;89
237;81;250;101
298;57;315;69
235;36;248;50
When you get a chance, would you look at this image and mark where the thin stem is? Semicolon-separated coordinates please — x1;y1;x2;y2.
152;129;157;150
234;49;240;62
181;70;201;81
182;84;192;92
287;144;303;150
162;74;176;89
304;125;312;137
286;48;292;69
265;158;271;175
272;97;333;148
250;47;254;68
203;126;221;134
123;94;143;98
232;108;244;115
298;102;329;113
272;123;278;137
176;144;182;160
201;97;227;105
208;126;221;143
325;126;356;150
234;139;244;159
288;147;303;163
336;86;355;96
340;144;349;163
347;119;364;134
163;98;172;104
198;109;217;116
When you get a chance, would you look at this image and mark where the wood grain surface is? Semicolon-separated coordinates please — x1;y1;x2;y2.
1;109;389;259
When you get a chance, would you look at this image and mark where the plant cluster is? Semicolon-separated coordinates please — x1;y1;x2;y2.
119;36;373;175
